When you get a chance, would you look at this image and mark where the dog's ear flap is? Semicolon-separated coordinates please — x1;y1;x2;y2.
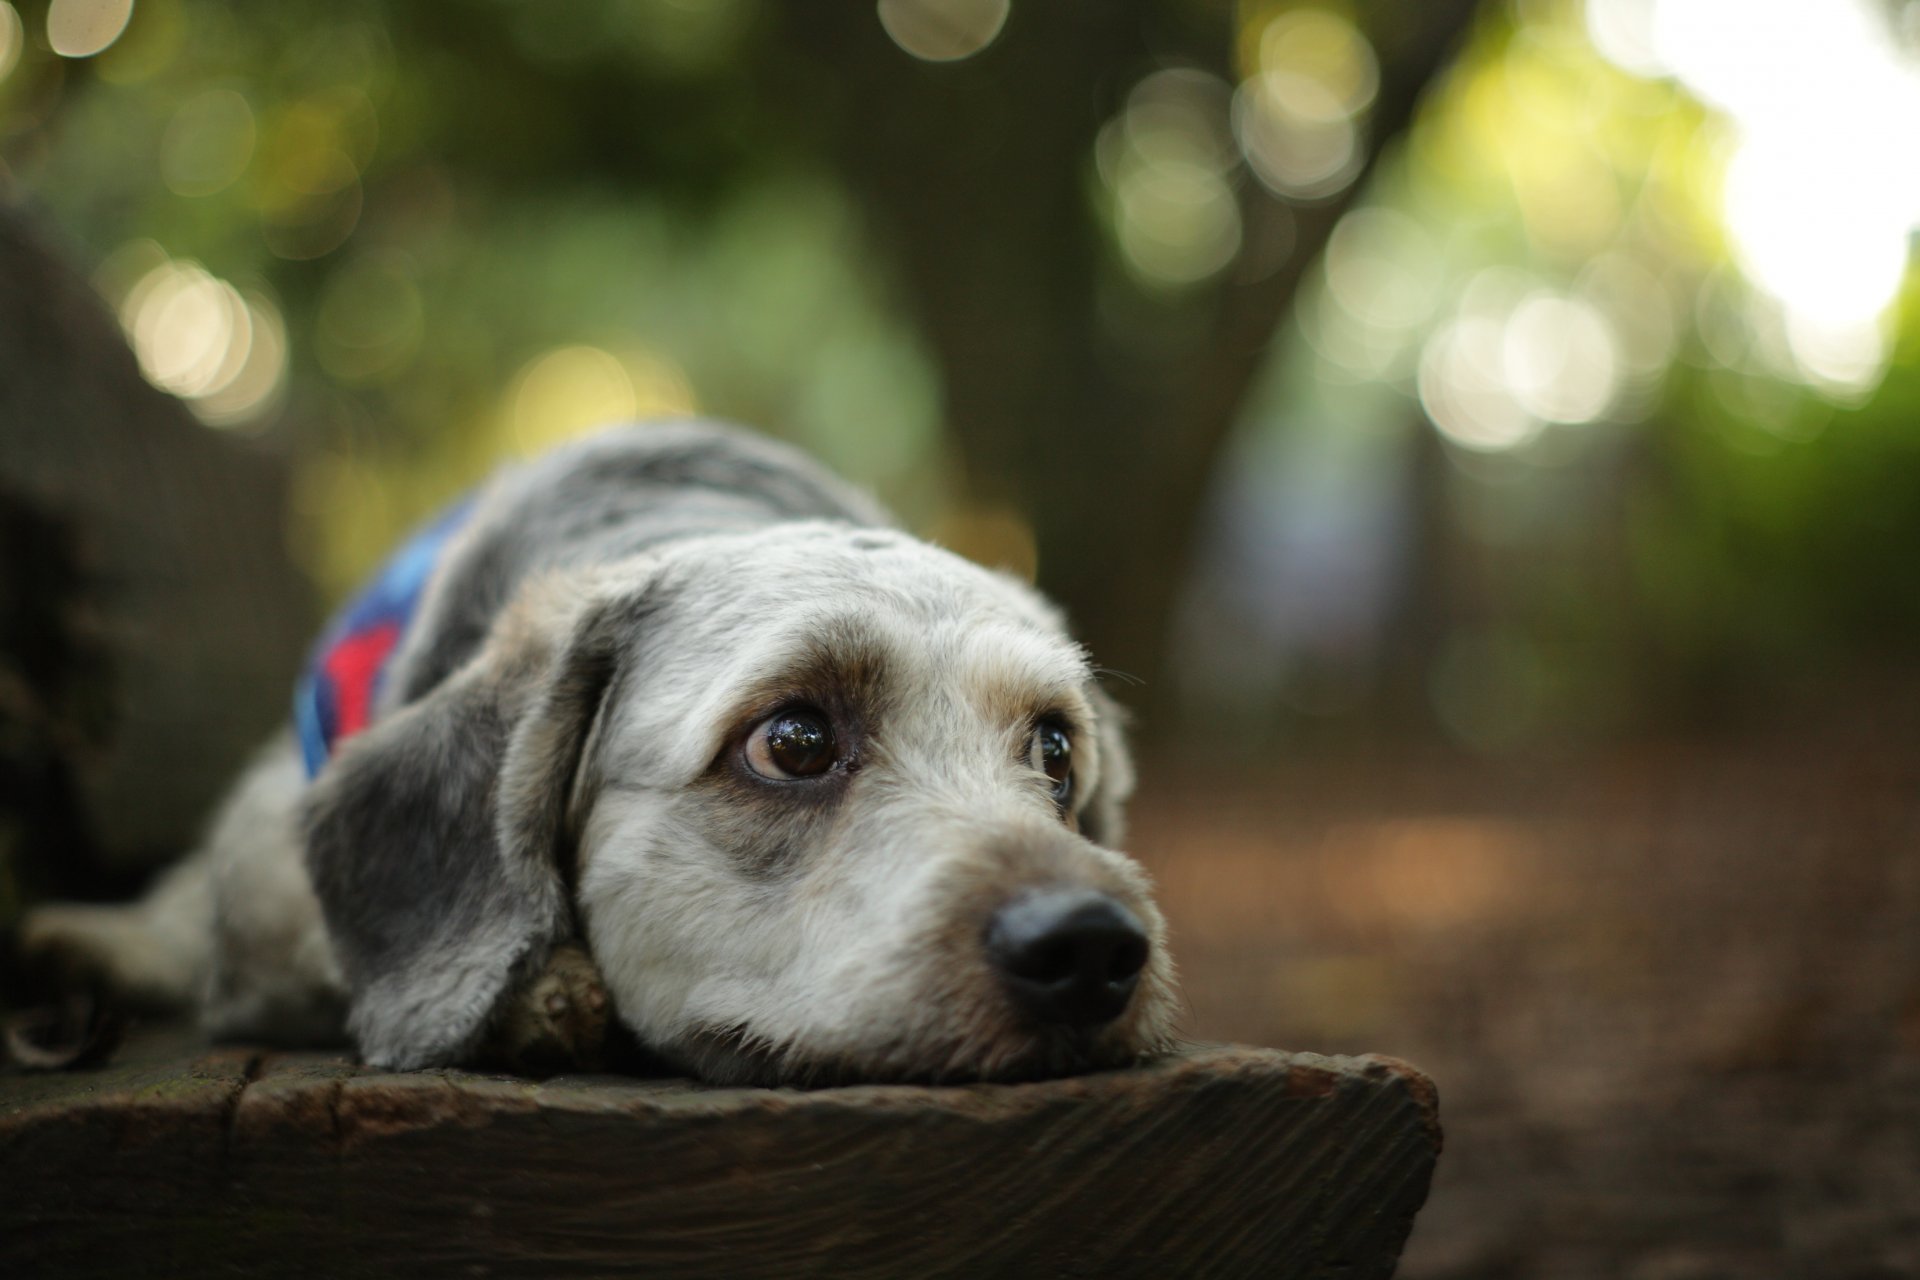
1079;683;1137;848
303;584;639;1069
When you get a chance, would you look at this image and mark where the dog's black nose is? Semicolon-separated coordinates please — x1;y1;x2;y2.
986;890;1149;1027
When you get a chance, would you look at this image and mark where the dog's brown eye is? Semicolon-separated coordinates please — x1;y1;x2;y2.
746;709;837;780
1031;721;1072;798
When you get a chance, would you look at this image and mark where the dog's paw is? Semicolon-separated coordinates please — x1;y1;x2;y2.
479;941;611;1075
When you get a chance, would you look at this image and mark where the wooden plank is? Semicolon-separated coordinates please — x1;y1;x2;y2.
0;1029;1439;1278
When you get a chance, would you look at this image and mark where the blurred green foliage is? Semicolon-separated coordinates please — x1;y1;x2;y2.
4;0;946;593
4;0;1917;746
1190;1;1920;743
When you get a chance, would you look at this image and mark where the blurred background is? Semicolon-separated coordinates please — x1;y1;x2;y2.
2;0;1918;1273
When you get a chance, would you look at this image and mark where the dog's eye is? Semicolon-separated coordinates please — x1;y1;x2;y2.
1029;721;1072;799
746;708;837;780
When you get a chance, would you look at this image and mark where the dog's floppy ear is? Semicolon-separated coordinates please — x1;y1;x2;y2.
303;578;645;1069
1079;683;1137;848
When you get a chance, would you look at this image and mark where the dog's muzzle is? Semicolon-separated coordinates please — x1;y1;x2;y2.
985;888;1149;1027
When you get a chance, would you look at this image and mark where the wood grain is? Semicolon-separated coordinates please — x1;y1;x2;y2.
0;1030;1440;1278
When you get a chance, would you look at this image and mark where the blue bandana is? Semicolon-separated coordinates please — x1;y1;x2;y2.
294;498;473;778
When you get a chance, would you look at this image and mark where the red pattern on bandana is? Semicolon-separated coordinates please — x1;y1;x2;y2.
320;619;403;741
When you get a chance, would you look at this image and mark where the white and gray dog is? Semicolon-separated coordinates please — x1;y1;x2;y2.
23;422;1178;1084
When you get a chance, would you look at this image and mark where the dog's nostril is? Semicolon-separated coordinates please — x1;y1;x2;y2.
1010;937;1080;986
1107;934;1148;983
986;890;1149;1028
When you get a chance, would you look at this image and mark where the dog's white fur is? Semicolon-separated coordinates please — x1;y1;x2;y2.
22;423;1178;1084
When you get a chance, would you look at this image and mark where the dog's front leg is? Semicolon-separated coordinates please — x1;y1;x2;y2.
475;941;611;1075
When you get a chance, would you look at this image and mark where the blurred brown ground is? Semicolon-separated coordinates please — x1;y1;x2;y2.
1129;712;1920;1278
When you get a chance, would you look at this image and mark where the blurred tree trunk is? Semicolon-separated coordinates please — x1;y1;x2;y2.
0;203;314;905
778;1;1477;729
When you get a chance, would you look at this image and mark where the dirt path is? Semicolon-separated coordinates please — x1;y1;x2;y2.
1129;738;1920;1277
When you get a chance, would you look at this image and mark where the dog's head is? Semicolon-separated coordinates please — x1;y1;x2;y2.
305;523;1178;1082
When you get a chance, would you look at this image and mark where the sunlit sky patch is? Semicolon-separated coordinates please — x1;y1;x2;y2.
1587;0;1920;388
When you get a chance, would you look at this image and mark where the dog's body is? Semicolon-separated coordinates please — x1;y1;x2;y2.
24;422;1178;1084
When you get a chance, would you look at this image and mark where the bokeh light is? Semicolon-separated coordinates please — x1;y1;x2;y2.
1419;314;1543;452
193;291;287;427
623;348;701;419
876;0;1010;63
512;346;638;454
113;246;288;427
160;89;256;198
251;91;378;261
124;261;244;396
1303;206;1443;380
1583;0;1663;77
46;0;133;59
1233;8;1376;201
1416;274;1621;452
1783;311;1886;399
0;3;23;85
1257;7;1378;115
1721;133;1910;328
509;344;696;455
1317;817;1538;933
1322;210;1441;340
1587;0;1920;396
1099;68;1243;287
1502;293;1619;424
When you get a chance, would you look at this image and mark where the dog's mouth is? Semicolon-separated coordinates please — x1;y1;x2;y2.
668;1019;1172;1089
655;898;1183;1088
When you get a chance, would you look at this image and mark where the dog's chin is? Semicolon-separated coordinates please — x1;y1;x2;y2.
662;1021;1175;1090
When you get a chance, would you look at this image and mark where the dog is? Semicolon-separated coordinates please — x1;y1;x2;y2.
19;422;1179;1084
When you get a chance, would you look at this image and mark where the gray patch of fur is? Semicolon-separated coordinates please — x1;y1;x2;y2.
389;422;891;707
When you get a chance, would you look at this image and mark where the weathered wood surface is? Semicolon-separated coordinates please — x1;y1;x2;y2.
0;1028;1439;1279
